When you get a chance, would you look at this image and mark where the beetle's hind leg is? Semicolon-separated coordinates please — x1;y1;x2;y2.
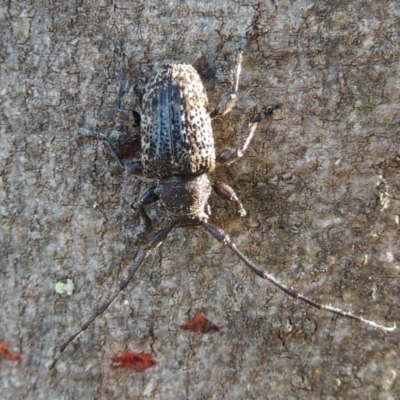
87;46;144;174
112;44;141;127
217;105;279;166
209;47;242;119
210;26;256;119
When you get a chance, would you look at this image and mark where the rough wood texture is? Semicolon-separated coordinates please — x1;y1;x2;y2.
1;1;399;398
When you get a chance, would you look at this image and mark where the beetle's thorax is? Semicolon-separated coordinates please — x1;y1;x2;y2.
155;174;212;225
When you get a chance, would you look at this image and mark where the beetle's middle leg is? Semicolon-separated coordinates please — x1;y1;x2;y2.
90;131;143;175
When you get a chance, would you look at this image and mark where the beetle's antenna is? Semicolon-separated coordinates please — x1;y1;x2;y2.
202;221;396;332
50;222;174;369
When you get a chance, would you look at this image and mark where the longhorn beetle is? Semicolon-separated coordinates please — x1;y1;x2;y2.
52;26;395;367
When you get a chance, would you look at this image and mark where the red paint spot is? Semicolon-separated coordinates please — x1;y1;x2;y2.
112;351;157;372
181;314;220;334
0;342;22;362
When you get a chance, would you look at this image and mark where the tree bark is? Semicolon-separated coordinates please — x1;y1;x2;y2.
1;1;399;398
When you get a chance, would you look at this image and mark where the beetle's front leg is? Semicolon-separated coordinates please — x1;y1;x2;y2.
217;105;279;166
137;186;159;228
133;186;160;243
212;181;246;217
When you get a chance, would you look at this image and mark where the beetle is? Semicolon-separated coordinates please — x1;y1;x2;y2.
52;26;395;367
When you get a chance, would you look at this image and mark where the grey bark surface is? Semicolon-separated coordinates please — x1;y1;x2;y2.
1;1;399;399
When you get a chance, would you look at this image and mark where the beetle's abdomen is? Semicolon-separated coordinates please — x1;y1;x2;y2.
141;64;215;179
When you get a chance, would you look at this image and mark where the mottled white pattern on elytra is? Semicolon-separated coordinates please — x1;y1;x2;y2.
141;64;215;178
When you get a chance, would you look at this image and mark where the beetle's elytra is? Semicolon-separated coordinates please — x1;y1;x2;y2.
52;26;394;368
142;63;215;179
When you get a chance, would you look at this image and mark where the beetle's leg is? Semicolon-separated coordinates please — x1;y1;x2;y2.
137;186;159;228
209;51;241;119
90;131;143;175
210;26;256;119
114;45;141;127
217;105;279;166
212;181;246;217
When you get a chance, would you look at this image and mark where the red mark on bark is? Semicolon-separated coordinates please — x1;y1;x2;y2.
112;351;157;372
0;342;22;362
181;314;220;333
